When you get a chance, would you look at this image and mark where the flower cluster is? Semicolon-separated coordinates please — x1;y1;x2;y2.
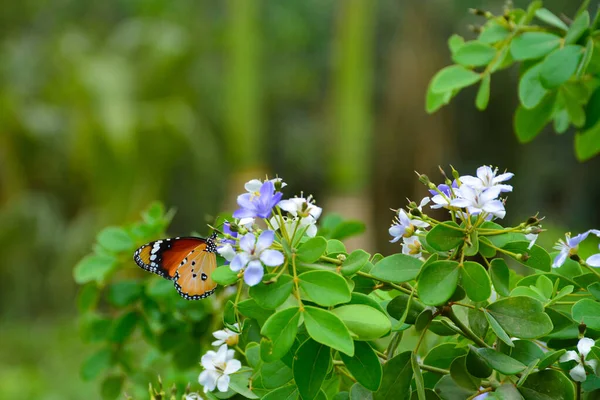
389;165;513;256
217;178;322;286
197;326;242;393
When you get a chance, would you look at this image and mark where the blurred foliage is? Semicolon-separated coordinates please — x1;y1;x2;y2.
428;1;600;160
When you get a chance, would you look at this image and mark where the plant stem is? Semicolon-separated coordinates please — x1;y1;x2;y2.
385;331;403;359
291;253;304;310
581;262;600;280
444;307;490;348
419;364;449;375
320;255;342;265
355;271;414;295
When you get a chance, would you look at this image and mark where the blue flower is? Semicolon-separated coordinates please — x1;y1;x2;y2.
222;222;237;245
233;180;283;220
230;230;284;286
553;230;600;268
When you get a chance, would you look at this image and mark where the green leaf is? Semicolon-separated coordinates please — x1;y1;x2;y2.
466;349;492;379
450;356;480;390
387;294;425;325
503;241;552;272
563;91;586;128
588;282;600;300
297;237;328;263
293;339;330;400
577;38;594;77
97;226;134;253
109;311;138;344
417;261;460;306
475;74;491;111
514;94;555;143
433;375;475;399
370;254;423;283
535;8;569;30
476;348;526;375
461;262;491;302
299;270;351;307
77;283;100;313
350;384;373;400
238;299;274;326
452;41;496;67
518;62;547;109
448;34;465;54
101;374;124;400
262;385;299;400
518;370;575;399
341;341;383;391
490;258;510;296
575;123;600;161
411;352;426;400
539;46;584;89
261;307;301;361
478;21;510;44
565;11;590;44
483;309;514;347
425;222;464;251
350;292;386;314
212;266;239;286
430;65;481;94
425;84;453;114
486;297;553;339
510;340;544;366
332;305;391;341
510;32;561;60
554;108;571;133
538;349;566;370
327;239;347;255
375;351;413;400
250;274;294;310
259;359;293;389
229;369;259;399
106;281;142;307
572;298;600;329
304;306;354;356
423;343;468;370
81;348;113;381
74;254;117;284
468;306;489;339
342;249;370;276
535;275;553;299
330;220;366;241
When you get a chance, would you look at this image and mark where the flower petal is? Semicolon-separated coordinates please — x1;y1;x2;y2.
255;230;275;253
244;261;264;286
260;180;275;198
278;199;299;215
587;254;600;267
199;370;219;392
216;374;230;392
230;253;249;272
261;249;284;267
214;344;229;364
569;364;587;382
553;251;568;268
306;224;317;238
244;179;263;193
459;175;482;189
239;233;256;253
493;172;514;183
560;350;579;363
224;359;242;375
211;339;225;346
578;337;595;357
217;244;236;262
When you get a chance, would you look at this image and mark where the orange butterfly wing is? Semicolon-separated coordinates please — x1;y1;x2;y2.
134;235;218;300
173;244;218;300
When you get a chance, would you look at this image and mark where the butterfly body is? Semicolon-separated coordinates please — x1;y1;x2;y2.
134;233;218;300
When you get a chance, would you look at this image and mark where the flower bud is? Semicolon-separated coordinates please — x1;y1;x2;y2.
418;173;431;186
450;165;460;181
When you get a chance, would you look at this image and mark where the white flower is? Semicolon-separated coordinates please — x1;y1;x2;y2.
217;243;237;262
560;337;597;382
184;393;203;400
525;233;538;250
212;324;240;347
450;186;505;219
402;236;422;258
230;231;284;286
459;166;513;193
389;208;429;243
278;196;322;220
198;344;242;393
588;244;600;267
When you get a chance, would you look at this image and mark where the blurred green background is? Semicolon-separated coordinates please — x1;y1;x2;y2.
1;0;600;398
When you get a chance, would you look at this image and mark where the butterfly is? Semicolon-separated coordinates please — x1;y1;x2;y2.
133;232;218;300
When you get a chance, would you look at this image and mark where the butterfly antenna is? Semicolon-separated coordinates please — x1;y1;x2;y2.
207;224;225;236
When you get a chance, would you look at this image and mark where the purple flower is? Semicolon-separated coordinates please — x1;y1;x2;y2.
588;245;600;267
222;222;237;245
230;230;284;286
553;230;600;268
430;181;458;209
233;181;282;220
389;208;429;243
